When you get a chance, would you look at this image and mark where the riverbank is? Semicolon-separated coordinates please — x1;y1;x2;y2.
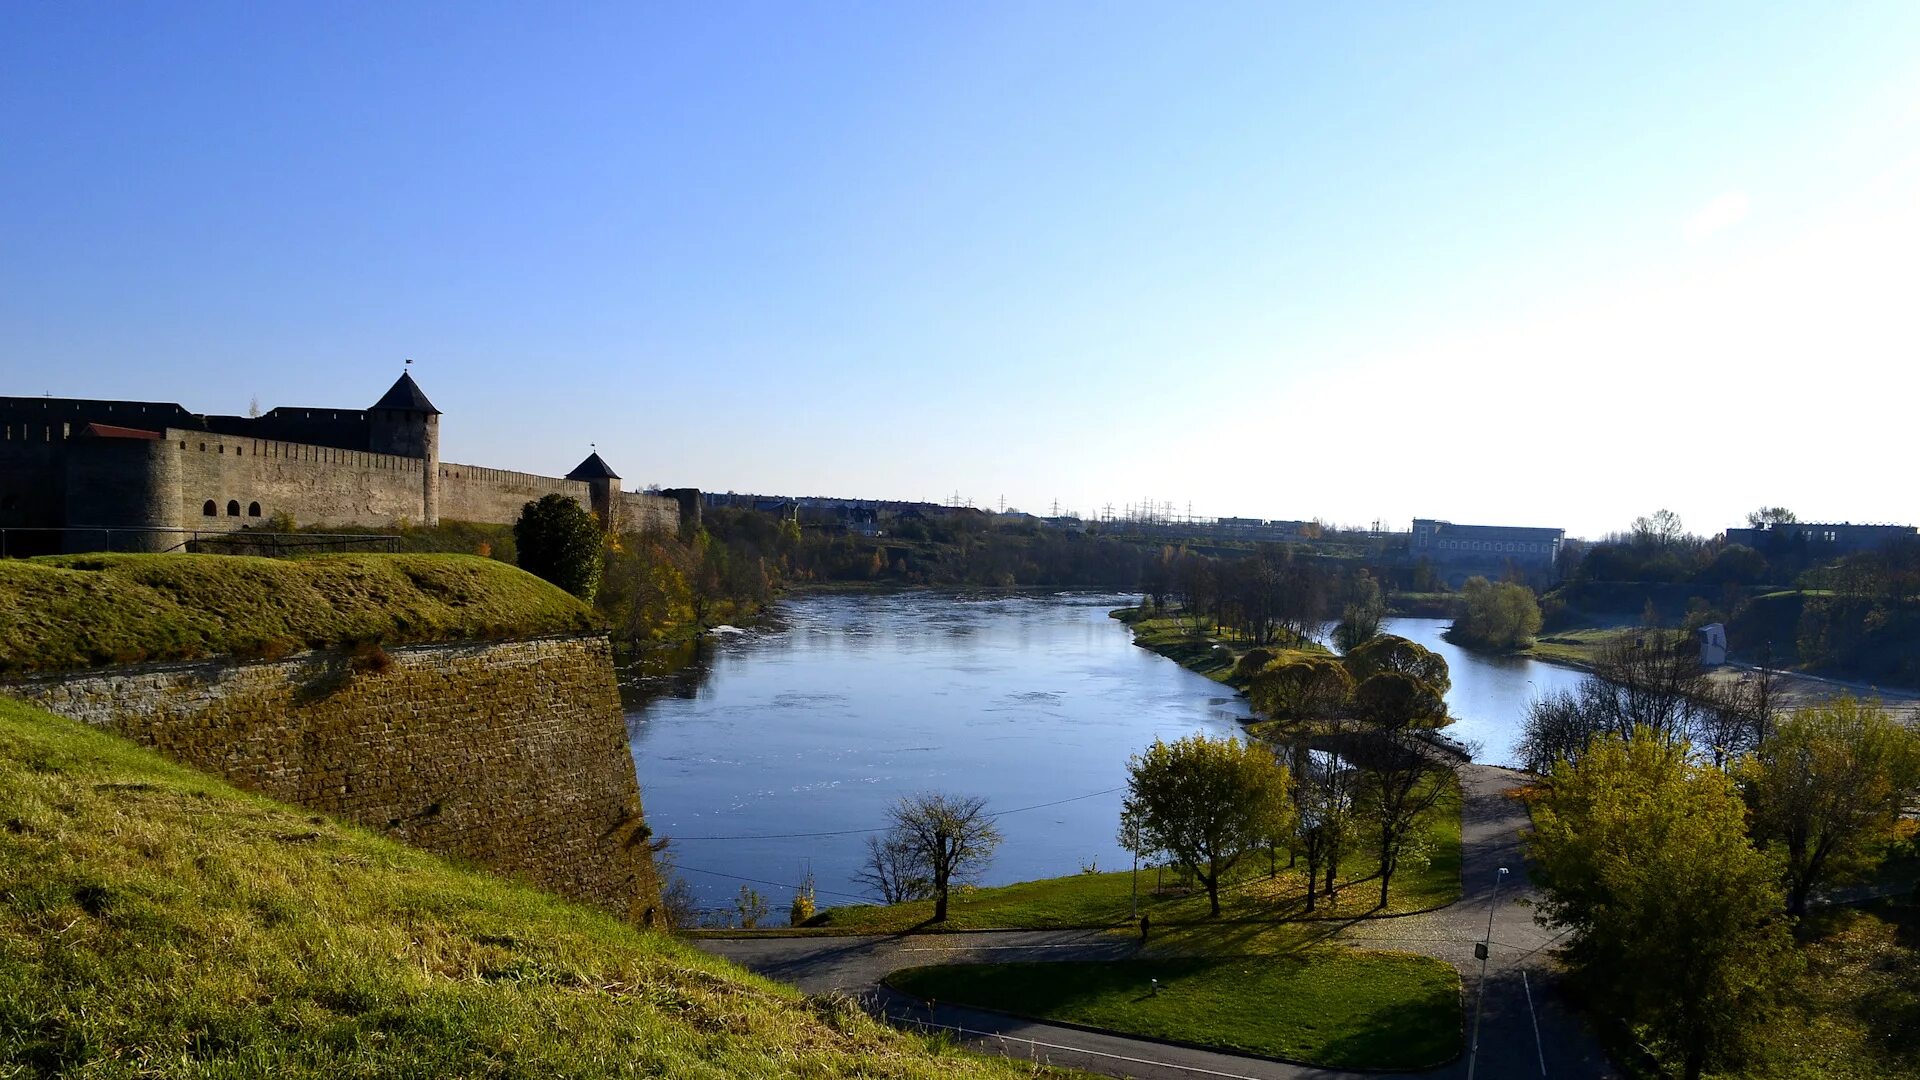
1109;606;1328;688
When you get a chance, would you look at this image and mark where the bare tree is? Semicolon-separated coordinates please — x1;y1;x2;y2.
852;832;930;904
1293;738;1358;911
868;792;1003;922
1519;630;1752;772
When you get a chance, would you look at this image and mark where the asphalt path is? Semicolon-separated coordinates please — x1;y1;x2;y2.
693;764;1615;1080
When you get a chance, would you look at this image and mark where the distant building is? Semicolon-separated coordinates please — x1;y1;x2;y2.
1697;623;1728;667
1722;521;1915;559
1410;518;1564;587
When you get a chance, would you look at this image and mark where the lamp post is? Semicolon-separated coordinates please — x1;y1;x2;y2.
1466;866;1510;1080
1130;847;1138;920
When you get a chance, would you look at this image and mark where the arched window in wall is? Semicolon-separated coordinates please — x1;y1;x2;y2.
248;502;262;517
226;500;240;517
203;500;217;516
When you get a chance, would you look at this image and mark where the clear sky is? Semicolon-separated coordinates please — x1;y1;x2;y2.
5;3;1918;539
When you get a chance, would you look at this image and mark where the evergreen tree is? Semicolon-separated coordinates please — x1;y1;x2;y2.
514;494;603;602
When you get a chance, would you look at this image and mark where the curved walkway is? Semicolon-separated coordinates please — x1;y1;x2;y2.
693;764;1615;1080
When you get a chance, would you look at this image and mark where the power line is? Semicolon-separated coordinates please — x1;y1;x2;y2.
665;785;1126;841
669;862;878;904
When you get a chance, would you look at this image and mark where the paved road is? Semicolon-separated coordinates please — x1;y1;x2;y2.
694;764;1615;1080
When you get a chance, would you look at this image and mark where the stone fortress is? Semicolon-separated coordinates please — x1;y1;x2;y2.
0;372;692;552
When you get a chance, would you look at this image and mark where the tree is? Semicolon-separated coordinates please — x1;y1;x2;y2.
1528;733;1797;1080
1122;734;1292;916
1342;634;1451;694
1450;576;1542;651
1349;671;1448;730
1745;506;1798;528
734;885;769;929
514;493;604;602
1740;697;1920;916
852;832;930;904
1248;656;1354;723
866;793;1003;922
1292;741;1357;911
1352;732;1450;909
1632;508;1688;549
1332;571;1385;653
1516;631;1734;772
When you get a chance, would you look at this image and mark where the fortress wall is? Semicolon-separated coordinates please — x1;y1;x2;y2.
5;634;661;923
166;430;427;529
617;490;682;534
0;425;66;533
438;462;590;525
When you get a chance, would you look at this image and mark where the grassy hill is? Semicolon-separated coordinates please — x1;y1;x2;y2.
0;697;1054;1078
0;553;598;674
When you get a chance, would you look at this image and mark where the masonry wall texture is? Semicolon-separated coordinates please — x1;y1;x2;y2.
3;633;661;923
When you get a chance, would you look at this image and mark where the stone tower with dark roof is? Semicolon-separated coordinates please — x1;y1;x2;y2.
566;452;621;530
369;372;441;524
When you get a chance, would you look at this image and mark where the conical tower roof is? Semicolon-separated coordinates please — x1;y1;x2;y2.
566;452;621;481
370;372;440;414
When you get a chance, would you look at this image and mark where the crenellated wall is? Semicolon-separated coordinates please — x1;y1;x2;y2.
160;429;429;531
3;634;661;923
437;461;589;525
616;490;682;533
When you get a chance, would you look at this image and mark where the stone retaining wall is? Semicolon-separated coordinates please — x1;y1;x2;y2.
3;633;660;922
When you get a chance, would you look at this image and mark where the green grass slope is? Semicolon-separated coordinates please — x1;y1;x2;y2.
0;553;598;674
0;698;1049;1079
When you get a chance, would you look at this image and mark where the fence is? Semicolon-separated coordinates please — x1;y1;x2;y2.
0;526;401;558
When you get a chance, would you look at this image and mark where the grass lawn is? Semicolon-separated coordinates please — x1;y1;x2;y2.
887;951;1461;1069
815;773;1461;932
0;696;1055;1079
1526;627;1634;669
0;552;596;674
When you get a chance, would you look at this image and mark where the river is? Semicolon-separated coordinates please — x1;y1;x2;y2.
623;596;1586;911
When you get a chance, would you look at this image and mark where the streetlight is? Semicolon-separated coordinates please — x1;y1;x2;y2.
1466;866;1510;1080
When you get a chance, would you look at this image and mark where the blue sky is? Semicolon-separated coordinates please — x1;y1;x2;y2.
5;3;1918;538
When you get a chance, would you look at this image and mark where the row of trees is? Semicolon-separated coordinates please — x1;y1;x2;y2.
1146;545;1354;648
1118;727;1453;916
1518;630;1778;773
1119;632;1459;917
1566;507;1789;586
509;496;1178;643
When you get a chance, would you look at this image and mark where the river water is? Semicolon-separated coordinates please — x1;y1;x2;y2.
1368;616;1588;765
623;595;1586;909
